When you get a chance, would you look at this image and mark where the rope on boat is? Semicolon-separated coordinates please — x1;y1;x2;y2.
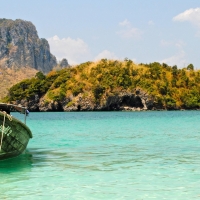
0;111;12;151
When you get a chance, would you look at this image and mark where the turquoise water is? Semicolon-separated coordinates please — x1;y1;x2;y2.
0;111;200;199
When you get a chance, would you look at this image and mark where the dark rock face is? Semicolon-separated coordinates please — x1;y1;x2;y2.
13;89;155;112
105;93;144;111
0;18;57;73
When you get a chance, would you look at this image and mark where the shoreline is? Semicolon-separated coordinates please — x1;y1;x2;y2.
14;108;200;112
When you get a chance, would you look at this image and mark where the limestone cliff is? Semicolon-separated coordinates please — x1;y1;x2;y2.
0;18;57;73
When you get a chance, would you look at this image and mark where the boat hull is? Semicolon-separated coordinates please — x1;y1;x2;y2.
0;112;32;160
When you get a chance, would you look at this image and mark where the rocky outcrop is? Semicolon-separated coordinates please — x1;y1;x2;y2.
102;89;154;111
13;89;155;112
59;58;69;68
0;18;57;73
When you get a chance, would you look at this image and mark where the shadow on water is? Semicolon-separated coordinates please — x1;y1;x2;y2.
0;148;124;173
0;152;32;173
0;148;77;173
0;148;53;173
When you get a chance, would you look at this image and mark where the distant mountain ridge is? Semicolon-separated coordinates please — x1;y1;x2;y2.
0;18;57;73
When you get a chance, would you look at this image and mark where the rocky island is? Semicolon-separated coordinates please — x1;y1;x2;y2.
4;60;200;111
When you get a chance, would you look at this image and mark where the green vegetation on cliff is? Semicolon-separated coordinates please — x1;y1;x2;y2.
5;59;200;109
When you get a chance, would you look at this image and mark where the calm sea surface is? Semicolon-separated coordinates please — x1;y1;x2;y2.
0;111;200;199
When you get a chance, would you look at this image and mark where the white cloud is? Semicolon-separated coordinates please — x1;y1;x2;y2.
160;51;187;68
117;19;142;39
47;35;91;65
173;7;200;26
119;19;131;27
94;50;119;61
160;39;187;67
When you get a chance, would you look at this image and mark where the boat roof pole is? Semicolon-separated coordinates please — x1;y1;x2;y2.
24;111;26;124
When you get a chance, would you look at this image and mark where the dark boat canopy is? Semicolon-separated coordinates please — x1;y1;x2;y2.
0;103;28;115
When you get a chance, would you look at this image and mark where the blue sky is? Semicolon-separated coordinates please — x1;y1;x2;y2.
1;0;200;68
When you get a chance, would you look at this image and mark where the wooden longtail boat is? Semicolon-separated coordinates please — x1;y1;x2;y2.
0;103;32;160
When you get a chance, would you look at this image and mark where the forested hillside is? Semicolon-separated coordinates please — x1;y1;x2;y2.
4;59;200;110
